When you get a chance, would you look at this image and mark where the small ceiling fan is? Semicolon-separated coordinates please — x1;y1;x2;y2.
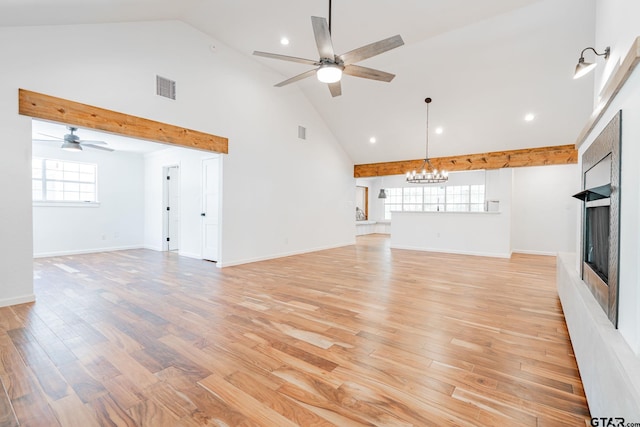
253;0;404;97
34;126;114;152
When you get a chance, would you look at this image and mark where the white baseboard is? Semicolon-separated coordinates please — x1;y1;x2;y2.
390;244;512;259
143;245;164;252
0;294;35;308
34;245;144;258
512;249;557;256
217;241;356;268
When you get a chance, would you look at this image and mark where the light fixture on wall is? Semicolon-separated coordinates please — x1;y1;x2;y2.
574;46;610;79
406;98;448;184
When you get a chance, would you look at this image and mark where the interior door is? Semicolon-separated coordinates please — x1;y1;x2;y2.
167;166;180;251
202;158;219;262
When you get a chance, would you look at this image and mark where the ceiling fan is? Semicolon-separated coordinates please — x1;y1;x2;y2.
253;0;404;97
34;126;114;152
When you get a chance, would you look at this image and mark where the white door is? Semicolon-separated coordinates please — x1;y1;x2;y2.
202;158;219;262
166;166;180;251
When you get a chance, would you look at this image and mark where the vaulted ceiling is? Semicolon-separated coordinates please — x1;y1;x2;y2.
1;0;597;164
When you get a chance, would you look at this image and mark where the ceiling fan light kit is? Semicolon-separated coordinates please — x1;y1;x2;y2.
317;63;343;83
61;141;82;152
406;98;448;184
253;0;404;97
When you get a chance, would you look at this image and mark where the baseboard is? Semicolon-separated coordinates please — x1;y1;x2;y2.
143;245;164;252
0;294;35;308
217;241;356;268
34;245;144;258
390;244;512;259
512;249;557;256
557;253;640;418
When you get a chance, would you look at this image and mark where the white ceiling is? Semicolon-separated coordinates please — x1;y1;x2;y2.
2;0;597;164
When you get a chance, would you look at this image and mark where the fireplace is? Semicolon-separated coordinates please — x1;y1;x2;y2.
585;205;609;283
572;111;621;327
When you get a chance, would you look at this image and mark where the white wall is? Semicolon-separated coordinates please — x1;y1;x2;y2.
144;147;218;259
0;20;355;306
32;142;145;257
511;164;579;255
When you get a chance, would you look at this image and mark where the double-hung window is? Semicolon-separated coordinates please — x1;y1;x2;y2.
32;158;98;203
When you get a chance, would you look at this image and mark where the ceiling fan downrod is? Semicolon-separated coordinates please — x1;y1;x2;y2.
328;0;332;34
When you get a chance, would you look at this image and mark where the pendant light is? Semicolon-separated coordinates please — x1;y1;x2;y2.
406;98;448;184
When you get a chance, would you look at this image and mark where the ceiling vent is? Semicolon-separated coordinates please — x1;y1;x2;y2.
298;125;306;140
156;75;176;100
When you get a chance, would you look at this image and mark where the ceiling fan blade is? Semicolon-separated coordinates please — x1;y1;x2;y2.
274;68;318;87
343;64;396;82
32;139;60;143
81;144;114;152
253;51;319;66
311;16;335;59
339;34;404;65
37;133;63;140
328;81;342;98
78;140;107;145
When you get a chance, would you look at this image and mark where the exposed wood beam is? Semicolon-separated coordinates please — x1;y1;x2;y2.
575;36;640;149
18;89;228;154
354;144;577;177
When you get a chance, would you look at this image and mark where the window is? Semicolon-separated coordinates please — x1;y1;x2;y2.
383;184;485;219
32;158;97;203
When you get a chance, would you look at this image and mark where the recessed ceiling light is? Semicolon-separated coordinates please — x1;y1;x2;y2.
369;137;376;144
525;113;535;122
435;127;443;134
280;37;290;46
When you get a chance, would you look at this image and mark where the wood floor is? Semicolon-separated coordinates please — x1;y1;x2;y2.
0;235;589;426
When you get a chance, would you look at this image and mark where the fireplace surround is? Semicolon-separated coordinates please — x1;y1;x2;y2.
573;111;621;327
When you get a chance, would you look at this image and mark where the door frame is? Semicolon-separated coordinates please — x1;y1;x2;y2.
163;164;180;252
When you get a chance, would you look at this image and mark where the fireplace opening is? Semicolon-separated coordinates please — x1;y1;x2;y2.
585;205;610;283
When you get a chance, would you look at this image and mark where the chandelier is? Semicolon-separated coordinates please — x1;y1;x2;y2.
406;97;448;184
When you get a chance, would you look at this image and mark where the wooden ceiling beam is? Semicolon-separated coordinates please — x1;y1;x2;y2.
18;89;228;153
354;144;577;177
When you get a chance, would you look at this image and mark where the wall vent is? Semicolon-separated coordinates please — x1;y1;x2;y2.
156;75;176;100
298;125;306;140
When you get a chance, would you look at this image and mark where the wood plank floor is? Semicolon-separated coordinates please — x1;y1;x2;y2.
0;235;589;426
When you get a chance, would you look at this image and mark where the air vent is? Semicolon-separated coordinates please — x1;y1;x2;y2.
298;125;306;140
156;75;176;100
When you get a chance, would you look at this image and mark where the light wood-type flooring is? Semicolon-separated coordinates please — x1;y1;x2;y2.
0;235;589;426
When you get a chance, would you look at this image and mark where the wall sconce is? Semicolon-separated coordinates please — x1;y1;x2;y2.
574;46;610;79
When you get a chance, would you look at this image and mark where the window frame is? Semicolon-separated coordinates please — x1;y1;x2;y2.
383;184;485;219
32;157;100;206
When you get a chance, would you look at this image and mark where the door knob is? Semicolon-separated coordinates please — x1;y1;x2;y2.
201;213;206;217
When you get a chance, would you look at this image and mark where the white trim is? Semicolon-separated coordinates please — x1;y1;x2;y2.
512;249;557;256
390;244;512;259
33;244;143;258
217;241;355;268
143;244;164;252
33;201;100;208
0;294;35;308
